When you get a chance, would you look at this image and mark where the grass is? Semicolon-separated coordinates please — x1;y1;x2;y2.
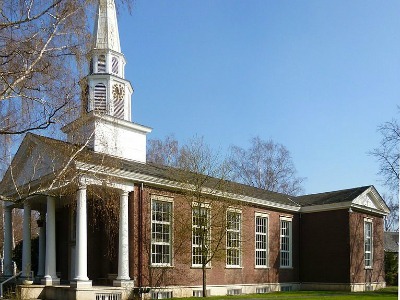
175;287;398;300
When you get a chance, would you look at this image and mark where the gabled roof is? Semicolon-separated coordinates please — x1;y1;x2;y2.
295;185;390;215
384;232;399;253
294;186;370;206
0;134;299;210
0;133;390;216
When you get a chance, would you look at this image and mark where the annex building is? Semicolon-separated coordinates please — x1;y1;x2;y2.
0;0;389;299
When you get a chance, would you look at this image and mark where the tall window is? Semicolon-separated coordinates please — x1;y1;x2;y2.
192;203;211;267
255;213;268;267
280;217;292;268
97;55;106;73
151;199;172;266
94;83;107;111
226;210;241;267
364;219;373;268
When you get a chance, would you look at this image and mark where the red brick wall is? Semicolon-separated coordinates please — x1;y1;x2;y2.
349;211;385;284
299;209;350;283
129;184;299;288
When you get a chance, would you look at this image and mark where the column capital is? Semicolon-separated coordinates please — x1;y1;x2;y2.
77;183;87;190
120;189;130;197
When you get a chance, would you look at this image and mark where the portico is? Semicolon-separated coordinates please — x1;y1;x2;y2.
2;177;135;289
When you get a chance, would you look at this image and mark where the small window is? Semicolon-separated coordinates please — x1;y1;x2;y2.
151;291;173;299
281;285;292;292
98;55;106;73
192;290;210;297
280;217;292;268
227;289;242;295
364;219;373;268
256;287;270;294
94;83;107;111
112;56;119;75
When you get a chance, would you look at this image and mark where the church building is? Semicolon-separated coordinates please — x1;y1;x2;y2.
0;0;389;299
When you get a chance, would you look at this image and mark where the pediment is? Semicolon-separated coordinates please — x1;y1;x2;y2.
353;186;390;215
0;134;71;197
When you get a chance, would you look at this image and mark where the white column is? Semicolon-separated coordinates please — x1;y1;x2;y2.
114;190;133;286
71;184;92;287
3;204;13;277
22;203;31;279
42;196;60;285
37;213;46;278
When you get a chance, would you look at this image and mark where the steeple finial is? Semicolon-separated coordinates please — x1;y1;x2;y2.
93;0;121;52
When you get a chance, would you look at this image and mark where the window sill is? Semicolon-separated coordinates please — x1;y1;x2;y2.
191;266;212;269
151;265;174;268
365;267;373;270
255;266;270;269
279;266;293;269
225;266;243;269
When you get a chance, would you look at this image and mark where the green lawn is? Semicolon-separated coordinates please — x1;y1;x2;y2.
176;287;398;300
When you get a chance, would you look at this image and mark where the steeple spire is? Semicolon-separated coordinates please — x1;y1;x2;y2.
62;0;152;163
94;0;121;52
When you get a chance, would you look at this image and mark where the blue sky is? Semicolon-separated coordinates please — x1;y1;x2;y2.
117;0;399;195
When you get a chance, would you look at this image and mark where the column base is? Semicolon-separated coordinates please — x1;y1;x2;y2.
70;280;92;288
41;277;60;286
113;279;134;287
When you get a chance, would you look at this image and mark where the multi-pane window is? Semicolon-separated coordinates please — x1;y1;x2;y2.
280;217;292;268
151;199;172;266
255;214;268;267
192;203;211;267
364;219;373;268
226;210;241;267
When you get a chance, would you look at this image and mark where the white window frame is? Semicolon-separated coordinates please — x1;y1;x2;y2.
255;213;269;268
280;216;292;268
151;196;173;266
226;209;242;268
192;202;211;267
364;218;373;269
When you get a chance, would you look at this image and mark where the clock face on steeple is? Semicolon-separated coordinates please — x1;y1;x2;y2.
112;83;125;101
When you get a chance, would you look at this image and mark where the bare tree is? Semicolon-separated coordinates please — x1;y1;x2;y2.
147;134;179;166
370;118;400;193
229;136;305;196
370;114;399;232
173;136;239;297
382;194;399;232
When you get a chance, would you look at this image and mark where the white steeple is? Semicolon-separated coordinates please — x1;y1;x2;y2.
94;0;121;52
62;0;152;163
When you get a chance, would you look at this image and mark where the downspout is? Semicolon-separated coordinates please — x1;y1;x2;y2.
138;182;144;290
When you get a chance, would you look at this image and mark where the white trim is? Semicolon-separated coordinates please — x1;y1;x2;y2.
279;216;292;268
73;161;301;212
151;197;173;267
191;202;211;268
254;213;269;268
364;218;373;269
226;209;242;267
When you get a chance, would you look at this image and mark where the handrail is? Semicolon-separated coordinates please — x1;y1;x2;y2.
0;271;22;298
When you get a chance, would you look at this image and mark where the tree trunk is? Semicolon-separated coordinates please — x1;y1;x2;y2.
202;264;207;297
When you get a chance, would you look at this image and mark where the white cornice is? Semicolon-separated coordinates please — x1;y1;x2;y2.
74;161;301;212
61;111;152;135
